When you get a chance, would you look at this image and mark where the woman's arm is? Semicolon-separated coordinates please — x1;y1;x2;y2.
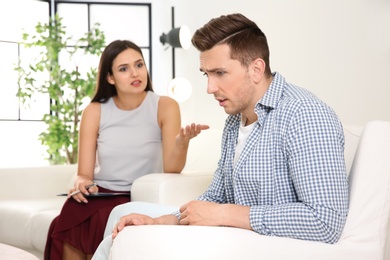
158;96;208;173
72;102;100;202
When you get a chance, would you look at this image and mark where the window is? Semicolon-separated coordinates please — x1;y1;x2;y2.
0;0;151;167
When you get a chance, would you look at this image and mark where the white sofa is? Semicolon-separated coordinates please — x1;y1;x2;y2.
0;129;221;260
0;164;77;259
1;122;390;260
108;121;390;260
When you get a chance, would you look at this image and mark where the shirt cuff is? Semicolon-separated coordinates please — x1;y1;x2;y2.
250;205;271;235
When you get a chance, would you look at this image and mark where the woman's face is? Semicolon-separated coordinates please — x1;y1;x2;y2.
107;48;148;95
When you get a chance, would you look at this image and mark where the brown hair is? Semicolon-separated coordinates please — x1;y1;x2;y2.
91;40;153;103
192;13;271;77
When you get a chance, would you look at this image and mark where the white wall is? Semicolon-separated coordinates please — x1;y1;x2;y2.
154;0;390;129
1;0;389;167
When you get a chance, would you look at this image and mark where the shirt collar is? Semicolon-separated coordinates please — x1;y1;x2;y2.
255;71;285;113
226;72;286;129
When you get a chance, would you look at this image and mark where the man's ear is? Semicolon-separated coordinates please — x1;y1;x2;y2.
251;58;266;83
107;73;115;85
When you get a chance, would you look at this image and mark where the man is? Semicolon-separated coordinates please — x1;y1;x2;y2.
93;13;348;259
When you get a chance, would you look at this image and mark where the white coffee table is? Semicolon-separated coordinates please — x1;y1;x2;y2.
0;243;39;260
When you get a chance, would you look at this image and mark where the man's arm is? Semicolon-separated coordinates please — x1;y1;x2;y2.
250;101;349;244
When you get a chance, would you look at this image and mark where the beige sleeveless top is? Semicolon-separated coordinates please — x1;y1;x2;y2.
94;91;163;191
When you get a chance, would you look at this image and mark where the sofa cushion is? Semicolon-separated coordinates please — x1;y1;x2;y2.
340;120;390;256
0;197;65;250
30;209;63;252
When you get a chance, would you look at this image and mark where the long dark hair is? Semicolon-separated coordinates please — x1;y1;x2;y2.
192;13;271;77
91;40;153;103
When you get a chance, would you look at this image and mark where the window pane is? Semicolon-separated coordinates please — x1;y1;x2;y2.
0;0;49;42
141;48;150;73
0;2;151;167
90;4;150;46
18;45;50;120
60;47;99;80
57;3;89;46
0;42;19;119
58;47;98;109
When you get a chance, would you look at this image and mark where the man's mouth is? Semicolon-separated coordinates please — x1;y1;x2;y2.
216;97;227;107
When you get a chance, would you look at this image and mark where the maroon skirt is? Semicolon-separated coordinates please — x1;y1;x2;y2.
44;186;130;260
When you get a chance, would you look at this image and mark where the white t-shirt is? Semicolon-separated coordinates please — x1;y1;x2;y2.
233;117;256;167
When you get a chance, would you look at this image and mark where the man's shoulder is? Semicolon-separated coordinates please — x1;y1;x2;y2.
279;82;332;113
272;81;341;130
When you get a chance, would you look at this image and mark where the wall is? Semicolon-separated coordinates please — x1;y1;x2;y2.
1;0;389;167
155;0;390;130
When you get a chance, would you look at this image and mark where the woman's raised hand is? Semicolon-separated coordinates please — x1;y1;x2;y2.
176;123;209;143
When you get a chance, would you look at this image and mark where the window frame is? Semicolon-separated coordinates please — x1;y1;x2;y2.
0;0;152;122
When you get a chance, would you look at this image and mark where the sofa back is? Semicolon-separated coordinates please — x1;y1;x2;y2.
340;121;390;258
183;128;222;173
0;164;77;200
183;124;362;175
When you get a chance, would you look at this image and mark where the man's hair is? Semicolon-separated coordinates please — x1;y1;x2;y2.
192;13;271;76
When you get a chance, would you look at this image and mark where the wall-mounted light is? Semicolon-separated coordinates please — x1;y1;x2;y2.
160;25;191;50
167;77;192;103
160;6;192;103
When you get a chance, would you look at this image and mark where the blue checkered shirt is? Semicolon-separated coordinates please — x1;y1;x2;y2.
196;72;349;244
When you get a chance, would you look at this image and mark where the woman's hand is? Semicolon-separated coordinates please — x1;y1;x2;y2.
162;121;209;173
68;175;98;203
176;123;209;145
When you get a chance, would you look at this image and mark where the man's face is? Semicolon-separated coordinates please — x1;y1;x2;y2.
199;44;257;116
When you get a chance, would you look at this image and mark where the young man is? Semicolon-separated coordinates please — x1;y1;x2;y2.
93;13;348;259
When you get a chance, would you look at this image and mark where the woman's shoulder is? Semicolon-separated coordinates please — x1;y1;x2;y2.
82;101;101;119
158;95;178;108
157;95;180;125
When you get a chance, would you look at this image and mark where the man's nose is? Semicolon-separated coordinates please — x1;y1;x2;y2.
207;79;218;94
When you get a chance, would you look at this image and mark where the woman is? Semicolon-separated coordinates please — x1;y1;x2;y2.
44;40;208;260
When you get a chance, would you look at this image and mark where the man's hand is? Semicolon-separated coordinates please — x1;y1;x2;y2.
112;214;179;239
179;201;252;230
112;214;156;239
179;200;223;226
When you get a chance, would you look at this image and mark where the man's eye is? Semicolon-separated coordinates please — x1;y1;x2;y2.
202;72;208;77
217;71;225;76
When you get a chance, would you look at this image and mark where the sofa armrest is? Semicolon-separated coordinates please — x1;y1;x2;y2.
110;225;367;260
131;172;213;207
0;165;77;200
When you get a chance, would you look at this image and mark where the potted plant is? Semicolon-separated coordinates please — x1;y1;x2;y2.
15;14;105;164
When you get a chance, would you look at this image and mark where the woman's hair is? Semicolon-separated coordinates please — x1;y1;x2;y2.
91;40;153;103
192;13;272;77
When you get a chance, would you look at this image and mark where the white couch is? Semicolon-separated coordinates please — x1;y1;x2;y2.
0;128;221;260
1;122;389;260
0;164;77;259
108;121;390;260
